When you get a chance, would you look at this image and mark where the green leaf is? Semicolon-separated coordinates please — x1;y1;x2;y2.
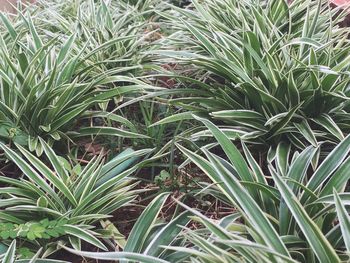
149;112;194;127
334;191;350;252
304;134;350;199
320;157;350;196
272;171;340;262
194;116;255;183
295;120;318;147
144;211;191;257
61;225;107;251
2;240;16;263
124;193;169;253
313;114;344;141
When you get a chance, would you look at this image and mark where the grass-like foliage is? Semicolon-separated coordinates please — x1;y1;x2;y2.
46;118;350;262
0;2;155;154
157;0;350;148
1;0;350;262
63;193;191;263
173;117;350;262
0;140;152;256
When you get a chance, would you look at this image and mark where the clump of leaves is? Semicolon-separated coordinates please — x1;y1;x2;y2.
30;0;157;76
170;117;350;262
0;219;66;242
59;193;192;263
156;0;350;149
0;12;151;154
0;140;152;256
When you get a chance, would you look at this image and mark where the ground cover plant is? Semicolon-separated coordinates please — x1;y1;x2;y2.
156;0;350;149
1;0;350;262
0;1;156;155
68;119;350;262
0;139;152;256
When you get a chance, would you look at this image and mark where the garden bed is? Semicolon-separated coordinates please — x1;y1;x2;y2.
1;0;350;262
